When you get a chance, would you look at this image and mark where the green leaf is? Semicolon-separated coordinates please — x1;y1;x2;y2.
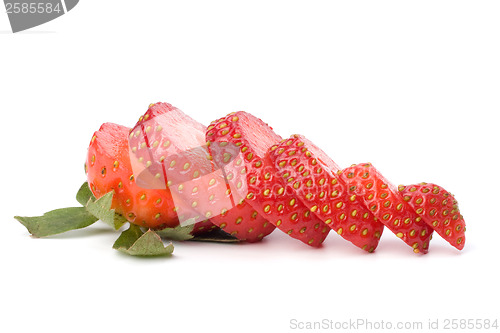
85;192;114;225
155;224;241;243
15;183;126;239
112;214;129;230
113;223;144;249
85;191;126;230
76;181;95;206
15;207;99;238
113;224;174;256
155;224;195;241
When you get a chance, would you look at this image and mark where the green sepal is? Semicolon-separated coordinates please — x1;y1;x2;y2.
15;182;126;237
113;224;174;256
14;207;99;238
154;224;241;243
85;191;126;230
76;181;95;206
155;224;195;241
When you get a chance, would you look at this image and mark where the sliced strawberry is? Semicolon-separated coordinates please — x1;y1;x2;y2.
399;183;465;250
339;163;434;253
206;112;330;247
269;135;384;252
128;103;273;242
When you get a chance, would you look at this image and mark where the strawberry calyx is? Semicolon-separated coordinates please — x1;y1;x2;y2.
15;181;239;256
15;181;123;238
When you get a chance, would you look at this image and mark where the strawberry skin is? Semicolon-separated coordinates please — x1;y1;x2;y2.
269;135;384;252
206;112;330;247
268;132;465;253
86;122;181;229
128;103;273;242
339;163;434;253
399;183;465;250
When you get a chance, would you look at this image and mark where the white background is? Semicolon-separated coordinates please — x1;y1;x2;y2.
1;1;499;332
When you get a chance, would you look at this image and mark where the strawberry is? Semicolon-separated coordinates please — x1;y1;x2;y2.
339;163;434;253
86;122;215;234
206;112;331;247
399;183;466;250
128;103;273;242
268;135;384;252
18;103;467;255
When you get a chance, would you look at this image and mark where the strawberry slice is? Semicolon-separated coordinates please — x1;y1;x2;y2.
127;103;211;192
399;183;466;250
128;103;273;242
268;135;384;252
206;112;331;247
339;163;434;253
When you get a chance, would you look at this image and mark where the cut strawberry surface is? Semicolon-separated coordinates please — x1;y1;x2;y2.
128;103;273;242
339;163;434;253
206;112;330;247
128;102;211;191
269;135;384;252
399;183;465;250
